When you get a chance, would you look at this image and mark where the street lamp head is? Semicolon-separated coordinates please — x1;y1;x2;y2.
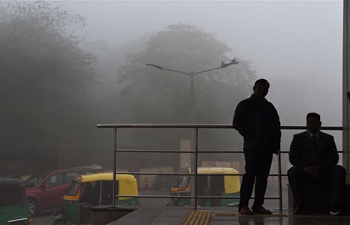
230;58;238;64
221;58;239;68
145;63;163;70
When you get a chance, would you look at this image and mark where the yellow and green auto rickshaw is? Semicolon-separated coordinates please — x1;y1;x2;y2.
169;167;240;207
52;172;139;225
0;177;34;225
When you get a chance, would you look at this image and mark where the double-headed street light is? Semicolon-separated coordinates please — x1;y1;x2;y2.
145;59;239;124
145;59;239;205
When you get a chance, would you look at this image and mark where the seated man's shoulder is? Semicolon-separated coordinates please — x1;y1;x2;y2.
293;131;308;138
320;131;334;138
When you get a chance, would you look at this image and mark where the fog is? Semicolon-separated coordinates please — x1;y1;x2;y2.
65;0;342;123
0;0;343;181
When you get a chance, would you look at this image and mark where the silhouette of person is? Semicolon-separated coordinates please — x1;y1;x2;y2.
233;78;281;215
287;112;346;215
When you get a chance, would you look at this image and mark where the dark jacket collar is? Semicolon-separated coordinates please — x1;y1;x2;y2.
250;94;267;103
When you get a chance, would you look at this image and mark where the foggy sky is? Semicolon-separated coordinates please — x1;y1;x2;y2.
13;0;342;126
48;0;343;125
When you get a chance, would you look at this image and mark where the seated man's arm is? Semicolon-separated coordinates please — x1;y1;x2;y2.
319;135;339;172
289;135;308;170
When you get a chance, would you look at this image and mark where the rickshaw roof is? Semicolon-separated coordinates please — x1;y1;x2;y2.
193;167;239;174
78;172;137;183
0;177;25;187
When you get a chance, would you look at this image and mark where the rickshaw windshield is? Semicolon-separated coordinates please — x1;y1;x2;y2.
176;175;189;188
24;174;47;187
66;181;79;196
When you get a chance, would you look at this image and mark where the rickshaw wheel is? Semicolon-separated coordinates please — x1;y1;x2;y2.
53;219;67;225
28;200;39;217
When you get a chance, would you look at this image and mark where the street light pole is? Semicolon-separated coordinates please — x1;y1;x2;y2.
190;74;194;126
145;59;239;206
145;58;239;125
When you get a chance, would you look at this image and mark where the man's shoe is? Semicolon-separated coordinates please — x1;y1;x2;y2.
239;206;254;215
330;206;341;216
252;205;272;214
293;206;306;215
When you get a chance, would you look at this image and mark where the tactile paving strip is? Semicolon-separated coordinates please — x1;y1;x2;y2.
180;210;213;225
179;210;213;225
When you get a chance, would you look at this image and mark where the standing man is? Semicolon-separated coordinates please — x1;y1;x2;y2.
233;79;281;215
288;112;346;215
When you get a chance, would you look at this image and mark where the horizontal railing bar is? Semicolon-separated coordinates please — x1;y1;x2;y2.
98;124;342;130
116;150;196;153
115;149;345;154
101;123;343;210
116;149;244;153
195;196;280;200
116;195;280;200
114;172;288;177
98;124;233;128
280;150;345;153
196;150;244;153
116;149;345;154
282;126;342;130
115;172;195;176
118;195;192;199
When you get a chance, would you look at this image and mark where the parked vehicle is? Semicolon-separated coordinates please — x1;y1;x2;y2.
52;172;140;225
24;166;102;217
168;167;240;207
0;177;33;225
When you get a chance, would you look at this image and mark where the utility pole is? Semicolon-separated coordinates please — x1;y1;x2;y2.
145;59;239;206
146;59;239;126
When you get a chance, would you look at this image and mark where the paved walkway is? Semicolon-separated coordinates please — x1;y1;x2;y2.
108;206;350;225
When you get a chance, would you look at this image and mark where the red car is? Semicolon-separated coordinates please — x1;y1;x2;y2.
24;166;102;217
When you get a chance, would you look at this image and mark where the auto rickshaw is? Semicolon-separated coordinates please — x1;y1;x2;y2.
0;177;33;225
52;172;139;225
169;167;240;207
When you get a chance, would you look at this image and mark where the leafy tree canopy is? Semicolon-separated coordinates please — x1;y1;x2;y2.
115;23;257;165
0;1;95;81
0;1;97;156
117;23;257;124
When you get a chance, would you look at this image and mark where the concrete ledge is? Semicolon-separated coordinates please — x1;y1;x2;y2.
91;205;138;225
107;206;189;225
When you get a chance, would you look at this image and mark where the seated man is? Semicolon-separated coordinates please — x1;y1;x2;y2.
287;112;346;215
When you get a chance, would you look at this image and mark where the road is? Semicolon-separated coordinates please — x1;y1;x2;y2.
33;182;290;224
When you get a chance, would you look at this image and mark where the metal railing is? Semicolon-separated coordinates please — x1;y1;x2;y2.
97;124;342;210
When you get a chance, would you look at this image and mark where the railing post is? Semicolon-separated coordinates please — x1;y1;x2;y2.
194;127;199;210
95;124;343;212
112;127;117;208
278;149;283;211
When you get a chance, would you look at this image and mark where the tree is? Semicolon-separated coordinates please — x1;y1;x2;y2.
0;1;97;160
117;23;257;163
118;23;255;123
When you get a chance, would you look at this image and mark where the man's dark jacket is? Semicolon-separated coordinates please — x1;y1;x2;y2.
233;94;281;153
289;131;338;172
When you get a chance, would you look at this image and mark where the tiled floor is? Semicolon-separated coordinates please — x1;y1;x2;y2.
211;213;350;225
108;206;350;225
